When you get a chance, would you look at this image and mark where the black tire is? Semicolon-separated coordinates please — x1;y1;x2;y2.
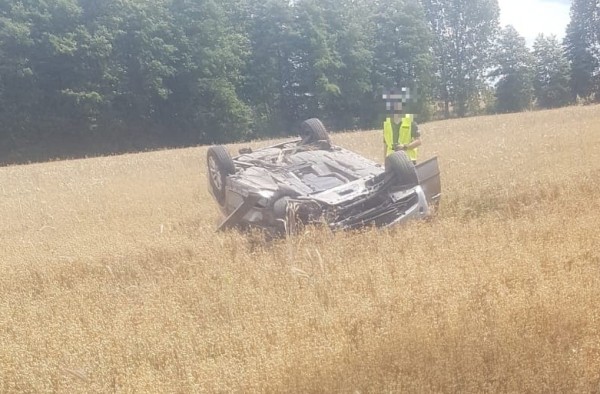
206;145;235;206
385;151;419;188
298;118;331;146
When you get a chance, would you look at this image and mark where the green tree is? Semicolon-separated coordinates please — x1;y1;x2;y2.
240;0;375;134
166;0;251;143
423;0;500;117
564;0;600;100
422;0;452;117
371;0;433;120
287;0;342;123
0;3;39;138
532;34;571;108
79;0;180;132
491;25;533;113
238;0;297;135
0;0;508;161
312;0;374;130
0;0;100;135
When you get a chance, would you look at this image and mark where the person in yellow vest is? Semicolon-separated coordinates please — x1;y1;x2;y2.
383;101;421;164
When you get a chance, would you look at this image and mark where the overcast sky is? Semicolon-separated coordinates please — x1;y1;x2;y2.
498;0;571;46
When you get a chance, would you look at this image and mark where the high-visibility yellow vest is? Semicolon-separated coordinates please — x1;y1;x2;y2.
383;114;417;160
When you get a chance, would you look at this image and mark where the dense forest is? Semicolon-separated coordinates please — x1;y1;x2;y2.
0;0;598;162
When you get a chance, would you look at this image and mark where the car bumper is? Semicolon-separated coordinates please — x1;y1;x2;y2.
325;185;429;230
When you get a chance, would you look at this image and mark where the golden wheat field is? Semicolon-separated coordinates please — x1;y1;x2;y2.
1;105;600;393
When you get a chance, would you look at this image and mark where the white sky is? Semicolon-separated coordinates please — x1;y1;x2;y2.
498;0;571;46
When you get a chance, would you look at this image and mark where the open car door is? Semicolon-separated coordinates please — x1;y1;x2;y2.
415;156;441;206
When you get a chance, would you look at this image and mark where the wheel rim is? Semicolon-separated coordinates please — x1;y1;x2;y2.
208;156;222;191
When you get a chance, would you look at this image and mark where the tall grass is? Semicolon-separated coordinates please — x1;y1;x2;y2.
1;105;599;392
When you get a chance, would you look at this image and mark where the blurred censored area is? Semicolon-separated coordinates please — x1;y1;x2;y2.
382;86;420;113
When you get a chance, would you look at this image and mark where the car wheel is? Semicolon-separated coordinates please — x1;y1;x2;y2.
385;151;419;188
299;118;331;146
207;145;235;206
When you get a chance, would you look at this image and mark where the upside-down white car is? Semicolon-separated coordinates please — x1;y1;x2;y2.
206;118;440;235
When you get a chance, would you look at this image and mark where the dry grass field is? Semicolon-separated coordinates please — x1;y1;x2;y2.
1;105;600;393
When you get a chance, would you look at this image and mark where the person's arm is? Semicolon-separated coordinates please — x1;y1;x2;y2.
405;138;421;150
399;121;421;150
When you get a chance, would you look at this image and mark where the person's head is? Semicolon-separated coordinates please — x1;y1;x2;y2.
383;86;413;118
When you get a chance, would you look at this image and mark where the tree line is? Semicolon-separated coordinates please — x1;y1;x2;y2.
0;0;598;159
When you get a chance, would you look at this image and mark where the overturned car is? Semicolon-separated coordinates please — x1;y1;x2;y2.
206;118;440;236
